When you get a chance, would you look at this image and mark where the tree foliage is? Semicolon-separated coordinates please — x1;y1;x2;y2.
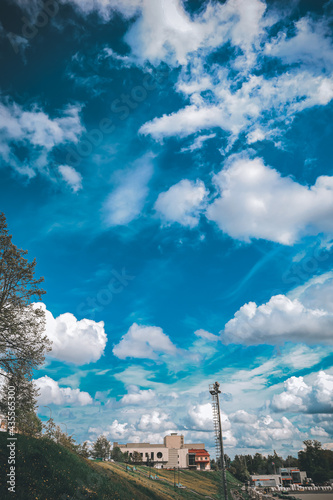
42;417;76;452
228;441;333;485
91;435;111;461
111;446;126;462
132;451;142;464
298;440;333;485
76;441;91;459
0;370;42;436
0;212;51;377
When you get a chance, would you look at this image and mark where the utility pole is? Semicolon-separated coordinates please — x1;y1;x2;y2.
210;381;229;500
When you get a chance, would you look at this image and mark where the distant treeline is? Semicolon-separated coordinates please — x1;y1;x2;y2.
214;440;333;485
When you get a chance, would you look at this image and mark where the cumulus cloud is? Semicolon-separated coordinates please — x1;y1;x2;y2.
89;419;135;441
206;155;333;245
35;375;93;406
229;410;257;424
103;155;153;226
154;179;208;228
58;165;82;192
37;303;107;365
138;411;176;432
222;275;333;345
112;322;178;360
271;371;333;413
120;386;155;405
237;415;303;448
310;426;329;437
187;403;231;431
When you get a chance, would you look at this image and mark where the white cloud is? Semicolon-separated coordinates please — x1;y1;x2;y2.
238;415;303;448
187;403;232;432
265;17;333;71
125;0;267;67
206;155;333;245
58;165;82;192
62;0;142;20
37;303;107;365
103;155;153;226
310;426;329;437
271;371;333;413
154;179;208;228
120;386;155;405
229;410;257;424
194;329;219;342
89;419;135;440
180;133;216;153
10;0;142;21
140;71;333;143
222;275;333;345
135;5;333;147
138;411;176;431
0;99;84;178
35;375;93;406
112;322;178;360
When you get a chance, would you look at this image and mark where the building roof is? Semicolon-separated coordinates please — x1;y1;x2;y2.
188;449;210;457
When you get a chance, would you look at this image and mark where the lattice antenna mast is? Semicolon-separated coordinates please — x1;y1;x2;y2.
210;381;229;500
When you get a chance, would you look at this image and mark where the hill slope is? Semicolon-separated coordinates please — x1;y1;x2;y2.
0;433;245;499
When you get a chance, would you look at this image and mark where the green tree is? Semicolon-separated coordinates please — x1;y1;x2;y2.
0;368;42;436
230;455;250;482
252;453;265;474
91;435;111;461
283;455;299;468
132;451;142;464
210;458;217;470
76;441;91;459
111;446;125;462
298;440;333;485
0;212;51;378
43;417;57;440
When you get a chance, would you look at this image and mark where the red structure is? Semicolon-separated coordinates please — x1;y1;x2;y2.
188;449;210;470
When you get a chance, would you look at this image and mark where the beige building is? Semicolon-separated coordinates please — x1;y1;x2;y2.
114;432;210;470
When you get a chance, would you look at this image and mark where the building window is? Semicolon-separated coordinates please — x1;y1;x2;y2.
157;452;163;459
151;452;154;460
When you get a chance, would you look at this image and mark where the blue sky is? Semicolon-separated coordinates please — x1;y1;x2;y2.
1;0;333;457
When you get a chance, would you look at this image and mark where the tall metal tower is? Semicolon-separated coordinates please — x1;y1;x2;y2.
210;381;229;500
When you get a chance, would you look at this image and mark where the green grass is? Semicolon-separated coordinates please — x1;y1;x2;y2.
0;432;247;500
0;433;168;499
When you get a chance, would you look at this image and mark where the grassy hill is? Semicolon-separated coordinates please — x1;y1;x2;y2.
0;432;246;499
